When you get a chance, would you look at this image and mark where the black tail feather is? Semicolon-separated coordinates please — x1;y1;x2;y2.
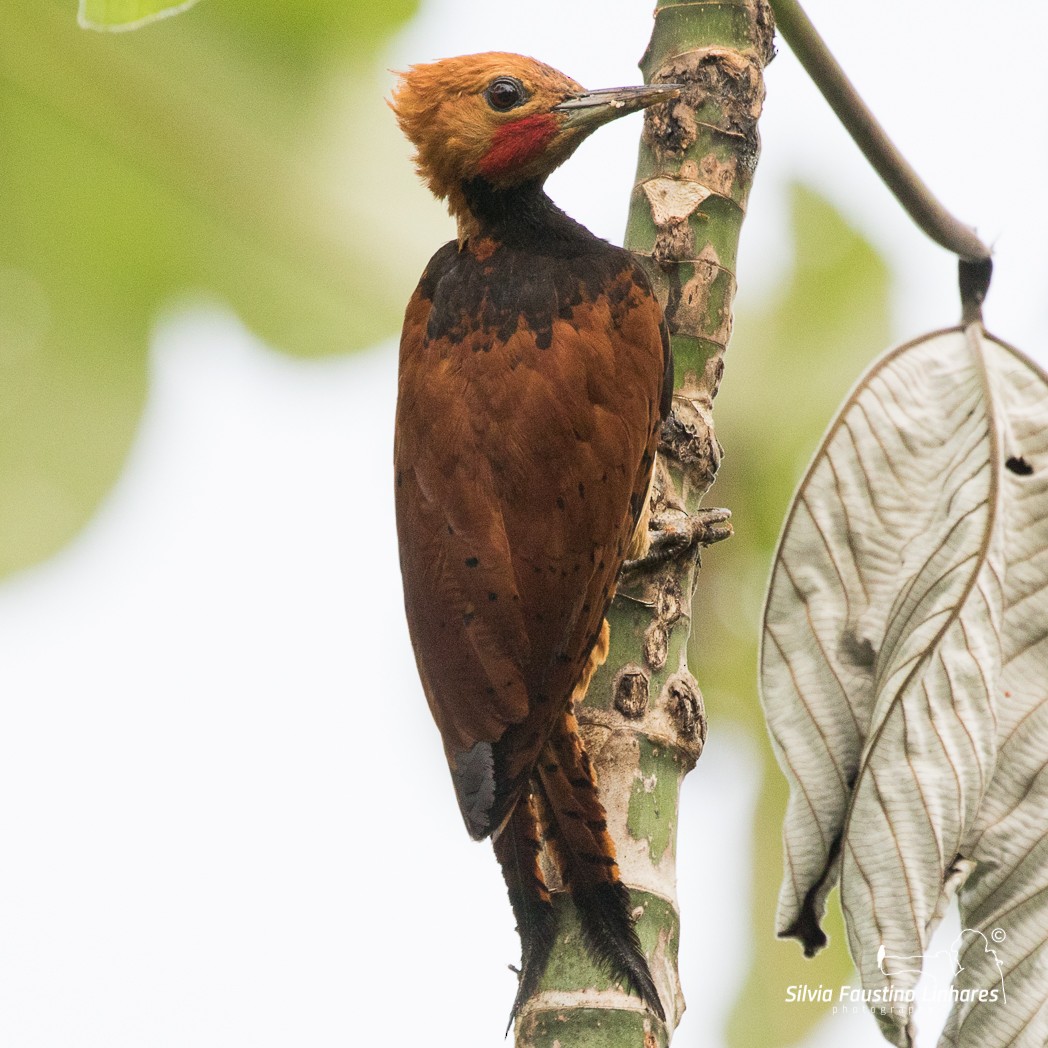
534;712;666;1021
504;912;555;1035
571;880;666;1021
492;791;556;1033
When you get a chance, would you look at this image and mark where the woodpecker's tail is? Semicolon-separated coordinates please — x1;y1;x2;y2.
537;708;665;1021
492;787;555;1030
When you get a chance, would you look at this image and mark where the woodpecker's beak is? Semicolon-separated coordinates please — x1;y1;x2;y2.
552;83;682;131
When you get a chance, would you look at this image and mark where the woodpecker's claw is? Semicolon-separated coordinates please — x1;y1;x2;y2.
623;507;732;576
505;949;548;1036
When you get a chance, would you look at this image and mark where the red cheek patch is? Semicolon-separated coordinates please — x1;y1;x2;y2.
478;114;560;179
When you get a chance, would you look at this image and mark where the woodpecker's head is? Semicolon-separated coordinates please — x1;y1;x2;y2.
391;53;679;226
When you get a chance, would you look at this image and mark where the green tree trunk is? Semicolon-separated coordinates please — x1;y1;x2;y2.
513;3;774;1045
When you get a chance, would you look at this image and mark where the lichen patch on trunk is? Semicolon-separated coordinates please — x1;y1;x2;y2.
641;176;713;227
644;48;766;168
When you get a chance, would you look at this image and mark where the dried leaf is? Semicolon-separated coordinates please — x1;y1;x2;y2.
940;340;1048;1046
760;326;1048;1047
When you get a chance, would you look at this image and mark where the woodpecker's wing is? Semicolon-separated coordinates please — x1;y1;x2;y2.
395;237;668;839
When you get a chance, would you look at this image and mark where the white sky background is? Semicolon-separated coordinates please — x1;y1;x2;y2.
0;2;1045;1046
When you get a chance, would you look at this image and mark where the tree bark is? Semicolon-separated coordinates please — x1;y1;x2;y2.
513;2;774;1045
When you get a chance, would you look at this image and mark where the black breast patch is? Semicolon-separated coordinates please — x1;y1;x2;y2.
419;237;652;355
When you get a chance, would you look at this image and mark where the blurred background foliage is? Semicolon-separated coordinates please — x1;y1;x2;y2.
2;5;891;1045
0;0;438;576
693;184;892;1046
79;0;204;32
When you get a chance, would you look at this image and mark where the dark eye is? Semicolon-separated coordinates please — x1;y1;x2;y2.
484;77;526;112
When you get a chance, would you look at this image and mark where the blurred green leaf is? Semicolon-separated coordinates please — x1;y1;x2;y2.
0;0;436;577
79;0;202;33
690;184;893;1047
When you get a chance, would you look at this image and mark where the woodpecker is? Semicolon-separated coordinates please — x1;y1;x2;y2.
391;54;677;1022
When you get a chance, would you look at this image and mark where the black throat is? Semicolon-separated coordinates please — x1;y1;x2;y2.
460;176;594;253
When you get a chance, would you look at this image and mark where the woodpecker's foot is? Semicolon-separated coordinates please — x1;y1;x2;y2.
623;507;732;576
